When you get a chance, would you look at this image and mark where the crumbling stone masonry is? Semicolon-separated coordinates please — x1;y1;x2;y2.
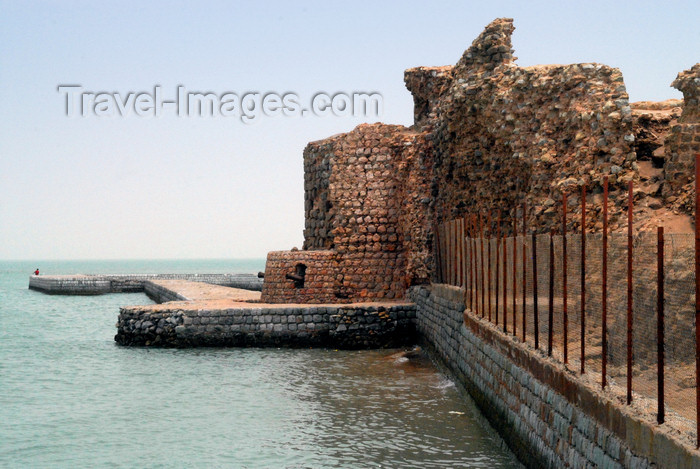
428;18;637;233
663;64;700;211
261;17;698;303
262;124;433;302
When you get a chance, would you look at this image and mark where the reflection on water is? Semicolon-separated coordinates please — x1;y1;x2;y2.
0;261;518;468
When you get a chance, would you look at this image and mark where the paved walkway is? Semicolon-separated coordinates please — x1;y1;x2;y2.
151;279;262;302
136;279;410;312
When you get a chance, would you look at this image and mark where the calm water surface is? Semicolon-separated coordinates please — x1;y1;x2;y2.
0;260;518;468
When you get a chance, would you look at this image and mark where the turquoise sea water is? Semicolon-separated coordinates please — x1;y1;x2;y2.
0;260;517;468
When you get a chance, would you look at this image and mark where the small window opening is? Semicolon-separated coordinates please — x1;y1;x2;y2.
285;263;307;288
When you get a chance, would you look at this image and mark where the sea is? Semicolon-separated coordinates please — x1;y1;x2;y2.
0;259;518;468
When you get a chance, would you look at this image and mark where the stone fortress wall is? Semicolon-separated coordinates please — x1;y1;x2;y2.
663;63;700;210
261;17;700;304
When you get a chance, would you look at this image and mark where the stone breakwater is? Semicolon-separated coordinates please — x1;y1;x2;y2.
410;285;700;469
29;273;263;295
115;278;416;349
115;301;417;349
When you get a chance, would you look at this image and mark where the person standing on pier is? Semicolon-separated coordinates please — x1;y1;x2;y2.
34;268;39;276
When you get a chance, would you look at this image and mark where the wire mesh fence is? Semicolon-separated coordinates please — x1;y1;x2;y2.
435;213;698;442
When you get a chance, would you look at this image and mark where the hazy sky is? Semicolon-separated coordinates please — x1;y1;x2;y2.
1;1;698;260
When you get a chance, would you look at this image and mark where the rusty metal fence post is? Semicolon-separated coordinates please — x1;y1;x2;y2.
522;203;527;342
657;225;665;425
447;220;453;285
695;153;700;446
533;231;539;350
446;220;451;285
503;226;508;334
460;218;465;287
460;219;464;286
513;218;517;336
602;177;608;389
581;185;587;374
433;224;442;283
488;212;493;322
496;212;501;326
455;219;459;286
473;215;479;314
457;218;463;288
439;223;446;283
443;220;449;284
548;230;554;357
563;193;569;364
627;181;634;405
467;216;473;311
480;214;486;318
455;219;459;285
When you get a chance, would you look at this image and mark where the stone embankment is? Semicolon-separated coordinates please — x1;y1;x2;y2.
114;279;416;349
116;301;416;349
28;273;262;295
411;284;700;469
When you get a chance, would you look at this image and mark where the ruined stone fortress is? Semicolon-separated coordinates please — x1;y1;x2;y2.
37;18;699;467
261;18;700;305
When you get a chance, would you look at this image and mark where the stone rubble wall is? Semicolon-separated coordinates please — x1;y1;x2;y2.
263;18;698;310
260;250;342;303
264;18;693;304
297;123;433;301
410;284;700;469
29;273;263;295
115;302;417;349
631;100;681;164
303;137;334;249
430;18;636;233
663;64;700;211
404;66;454;128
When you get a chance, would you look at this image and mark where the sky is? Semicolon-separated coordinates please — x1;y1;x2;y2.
1;1;698;260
